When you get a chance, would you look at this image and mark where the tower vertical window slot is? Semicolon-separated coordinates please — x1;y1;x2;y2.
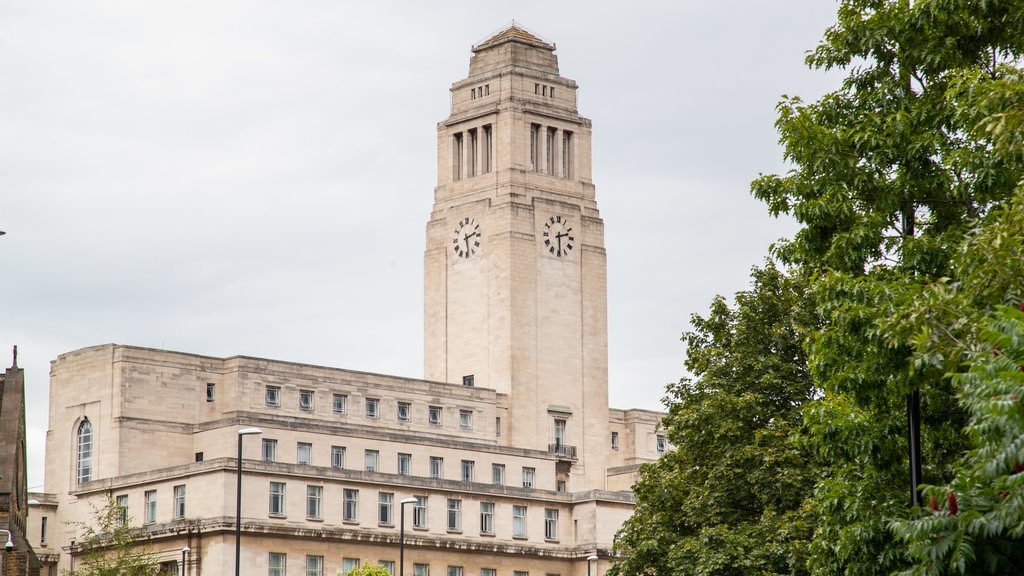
562;130;573;179
546;127;557;174
453;132;464;181
530;124;541;171
468;128;478;177
482;125;493;174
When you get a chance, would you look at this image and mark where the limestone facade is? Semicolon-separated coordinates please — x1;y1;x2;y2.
27;24;667;576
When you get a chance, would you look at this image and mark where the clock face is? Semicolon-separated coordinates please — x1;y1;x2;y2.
451;217;481;259
542;215;574;257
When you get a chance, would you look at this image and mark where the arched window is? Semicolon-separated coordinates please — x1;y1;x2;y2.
77;419;93;484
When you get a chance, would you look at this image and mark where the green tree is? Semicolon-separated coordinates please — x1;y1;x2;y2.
749;2;1024;575
610;263;818;576
64;495;159;576
341;564;394;576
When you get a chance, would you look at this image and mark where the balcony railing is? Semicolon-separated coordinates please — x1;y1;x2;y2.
548;442;577;460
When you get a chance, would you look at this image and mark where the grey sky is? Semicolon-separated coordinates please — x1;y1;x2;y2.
1;1;841;490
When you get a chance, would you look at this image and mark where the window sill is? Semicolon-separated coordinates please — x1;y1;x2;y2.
307;516;324;522
512;535;527;540
479;532;495;538
447;529;463;534
412;526;429;531
269;513;287;519
342;520;359;525
545;538;560;543
379;522;395;528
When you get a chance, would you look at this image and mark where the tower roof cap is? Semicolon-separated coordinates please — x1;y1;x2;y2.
472;21;555;53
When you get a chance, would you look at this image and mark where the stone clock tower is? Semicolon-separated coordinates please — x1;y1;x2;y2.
424;25;609;489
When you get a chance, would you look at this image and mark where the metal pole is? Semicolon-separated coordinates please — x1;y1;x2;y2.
181;546;190;576
399;498;417;576
588;554;598;576
235;428;261;576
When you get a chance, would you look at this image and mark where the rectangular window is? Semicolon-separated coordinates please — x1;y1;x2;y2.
448;568;463;576
480;502;494;535
529;124;540;171
333;393;348;414
144;490;157;524
522;467;535;488
331;446;346;469
414;564;430;576
265;385;280;407
481;570;496;576
657;434;667;453
40;516;47;546
366;398;380;418
453;132;464;181
491;464;505;486
483;125;492;174
429;456;443;479
297;442;312;465
447;499;461;532
343;559;360;575
306;555;324;576
513;505;527;537
428;405;442;425
398;453;411;476
514;572;528;576
365;449;379;472
269;553;286;576
378;492;394;525
116;494;128;527
462;374;474;387
544;508;559;540
556;480;566;493
413;495;428;528
299;389;314;411
379;561;396;576
546;126;556;174
306;485;322;519
562;130;573;179
173;484;186;519
495;417;501;437
206;382;215;402
398;401;411;422
269;482;286;516
553;418;566;449
611;431;619;450
459;409;472;429
468;128;478;177
461;460;474;482
262;439;277;462
343;489;359;522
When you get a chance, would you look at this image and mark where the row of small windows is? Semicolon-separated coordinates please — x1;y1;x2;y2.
452;125;493;181
269;554;554;576
113;484;187;526
534;83;555;98
265;387;476;428
266;483;558;540
260;440;534;484
469;84;490;99
608;431;667;453
529;124;573;178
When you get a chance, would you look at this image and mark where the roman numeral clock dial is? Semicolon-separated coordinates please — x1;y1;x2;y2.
451;217;481;259
542;215;574;257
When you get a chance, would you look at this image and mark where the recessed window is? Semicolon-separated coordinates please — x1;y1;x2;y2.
429;456;443;479
428;405;442;425
269;553;286;576
414;564;430;576
413;496;428;528
343;489;359;522
556;480;566;493
206;382;215;402
365;449;379;472
448;568;463;576
262;439;277;462
343;559;360;574
297;442;312;465
657;434;667;454
491;464;505;486
379;492;394;525
481;570;496;576
331;446;346;469
299;390;314;411
462;374;474;387
333;393;348;414
522;467;535;488
513;505;527;537
495;417;501;437
144;490;157;524
195;451;204;462
461;460;474;482
398;453;411;475
366;398;380;418
544;508;559;540
459;409;473;429
447;499;462;532
116;494;128;527
265;386;280;407
379;561;396;576
480;502;494;535
611;431;619;450
307;555;324;576
173;484;186;519
398;402;411;422
40;516;47;546
306;485;322;519
269;482;286;516
76;419;93;485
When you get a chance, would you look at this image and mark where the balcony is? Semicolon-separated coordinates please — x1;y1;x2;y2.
548;442;577;460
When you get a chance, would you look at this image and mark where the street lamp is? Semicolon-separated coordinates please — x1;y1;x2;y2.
235;427;262;576
1;528;13;550
181;546;190;576
587;554;598;576
399;497;418;576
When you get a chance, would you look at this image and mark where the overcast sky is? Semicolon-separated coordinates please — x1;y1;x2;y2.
1;1;842;490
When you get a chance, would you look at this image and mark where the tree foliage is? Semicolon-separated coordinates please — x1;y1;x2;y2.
64;495;159;576
342;564;394;576
610;263;818;576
